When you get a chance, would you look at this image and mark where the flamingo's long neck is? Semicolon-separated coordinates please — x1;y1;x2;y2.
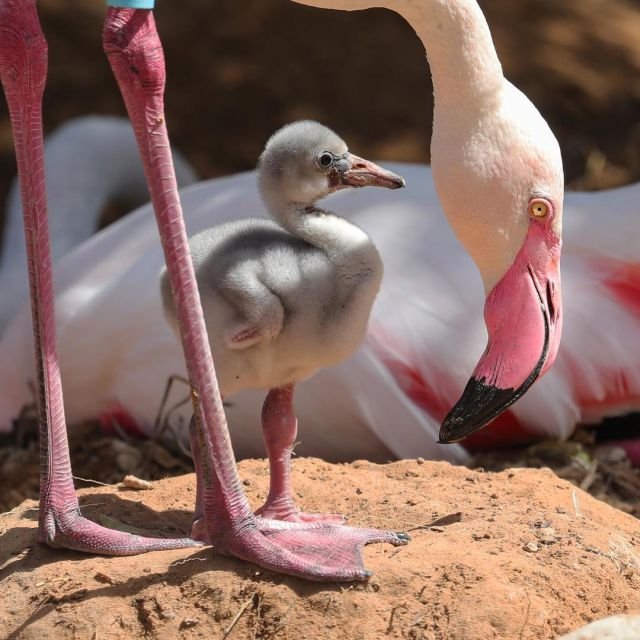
396;0;525;293
278;202;383;288
1;120;149;272
397;0;503;111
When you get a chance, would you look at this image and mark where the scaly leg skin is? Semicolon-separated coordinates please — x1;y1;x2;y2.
0;0;197;555
103;7;408;580
187;410;206;541
255;385;344;523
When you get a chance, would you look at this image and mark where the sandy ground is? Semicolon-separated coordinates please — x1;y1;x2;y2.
1;459;640;640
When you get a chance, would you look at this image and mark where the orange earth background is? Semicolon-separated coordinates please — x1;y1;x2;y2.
0;1;639;639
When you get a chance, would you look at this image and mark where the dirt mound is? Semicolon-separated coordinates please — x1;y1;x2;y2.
2;458;639;639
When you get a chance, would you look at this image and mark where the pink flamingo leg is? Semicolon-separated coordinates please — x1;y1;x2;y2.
255;385;344;523
186;409;206;541
103;8;408;581
0;0;197;555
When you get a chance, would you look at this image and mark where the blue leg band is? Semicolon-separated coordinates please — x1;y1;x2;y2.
107;0;155;8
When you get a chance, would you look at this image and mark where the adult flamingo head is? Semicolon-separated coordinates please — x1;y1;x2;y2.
434;113;563;443
291;0;564;442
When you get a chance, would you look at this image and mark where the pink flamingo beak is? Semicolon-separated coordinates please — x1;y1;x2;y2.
439;218;562;443
332;153;406;191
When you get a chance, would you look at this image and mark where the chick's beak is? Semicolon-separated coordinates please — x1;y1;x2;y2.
335;153;405;190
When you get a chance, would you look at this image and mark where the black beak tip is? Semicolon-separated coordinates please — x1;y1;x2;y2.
438;377;520;443
438;420;471;445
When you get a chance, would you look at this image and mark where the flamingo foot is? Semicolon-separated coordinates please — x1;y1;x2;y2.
199;515;409;581
255;497;346;524
38;504;201;556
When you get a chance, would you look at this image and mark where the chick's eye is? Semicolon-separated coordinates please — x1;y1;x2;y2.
528;198;551;219
319;152;333;168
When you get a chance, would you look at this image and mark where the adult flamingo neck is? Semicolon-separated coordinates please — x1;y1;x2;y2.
396;0;503;109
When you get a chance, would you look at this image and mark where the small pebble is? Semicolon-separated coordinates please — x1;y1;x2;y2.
121;475;153;491
523;542;539;553
94;572;116;585
159;609;176;621
368;578;381;592
535;527;558;544
472;532;491;541
180;619;200;630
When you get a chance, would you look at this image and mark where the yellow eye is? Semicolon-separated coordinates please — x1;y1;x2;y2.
529;199;550;219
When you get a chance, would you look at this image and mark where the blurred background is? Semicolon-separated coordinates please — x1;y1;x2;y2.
0;0;638;229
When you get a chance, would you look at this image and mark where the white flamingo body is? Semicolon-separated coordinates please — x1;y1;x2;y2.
0;116;197;333
0;132;638;462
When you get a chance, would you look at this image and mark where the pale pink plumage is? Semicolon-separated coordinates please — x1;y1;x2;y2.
0;124;638;462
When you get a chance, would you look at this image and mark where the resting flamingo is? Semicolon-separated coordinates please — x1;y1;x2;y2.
0;0;640;460
2;0;570;455
3;121;638;463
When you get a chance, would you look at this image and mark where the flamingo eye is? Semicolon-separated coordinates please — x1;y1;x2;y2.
318;152;333;168
529;198;550;219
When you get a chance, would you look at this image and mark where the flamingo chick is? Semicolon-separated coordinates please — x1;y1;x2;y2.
162;120;405;523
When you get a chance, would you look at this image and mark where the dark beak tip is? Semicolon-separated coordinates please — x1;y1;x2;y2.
437;421;468;445
438;377;520;444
